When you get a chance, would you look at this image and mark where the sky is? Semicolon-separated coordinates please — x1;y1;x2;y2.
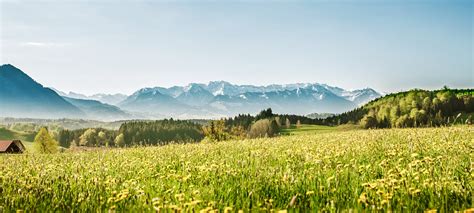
0;0;472;95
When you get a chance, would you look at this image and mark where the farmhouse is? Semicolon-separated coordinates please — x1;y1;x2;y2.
0;140;26;153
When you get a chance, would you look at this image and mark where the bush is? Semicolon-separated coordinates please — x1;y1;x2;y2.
248;119;279;138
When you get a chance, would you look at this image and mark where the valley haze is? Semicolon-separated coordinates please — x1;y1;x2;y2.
0;64;381;121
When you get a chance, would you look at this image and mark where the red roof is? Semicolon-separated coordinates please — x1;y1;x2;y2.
0;141;13;152
0;140;25;153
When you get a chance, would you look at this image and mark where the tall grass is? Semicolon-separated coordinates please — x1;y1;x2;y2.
0;126;473;211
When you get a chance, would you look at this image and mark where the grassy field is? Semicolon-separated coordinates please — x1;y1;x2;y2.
280;124;361;135
0;126;473;211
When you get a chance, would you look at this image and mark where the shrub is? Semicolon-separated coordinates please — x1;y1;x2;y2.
248;119;279;138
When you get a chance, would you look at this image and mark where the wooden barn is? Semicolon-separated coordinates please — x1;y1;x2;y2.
0;140;26;154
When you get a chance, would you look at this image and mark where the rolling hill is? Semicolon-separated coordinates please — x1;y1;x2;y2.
320;88;474;128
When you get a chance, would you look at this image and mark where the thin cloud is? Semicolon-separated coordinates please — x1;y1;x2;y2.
20;42;71;47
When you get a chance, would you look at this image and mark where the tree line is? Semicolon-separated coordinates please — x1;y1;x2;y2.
118;119;204;146
204;108;305;142
57;119;204;148
58;128;116;148
319;88;474;128
49;88;474;149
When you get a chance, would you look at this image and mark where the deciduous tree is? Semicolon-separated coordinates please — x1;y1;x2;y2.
34;127;58;154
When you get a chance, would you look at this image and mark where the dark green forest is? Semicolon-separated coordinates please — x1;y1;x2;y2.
224;109;320;129
118;119;204;146
57;119;204;147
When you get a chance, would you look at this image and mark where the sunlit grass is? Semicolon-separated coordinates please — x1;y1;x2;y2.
0;126;472;211
280;124;361;135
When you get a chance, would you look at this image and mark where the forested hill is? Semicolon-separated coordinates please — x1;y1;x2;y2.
319;88;474;128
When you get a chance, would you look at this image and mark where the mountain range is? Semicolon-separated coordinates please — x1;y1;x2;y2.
0;64;382;120
52;89;127;105
117;81;381;118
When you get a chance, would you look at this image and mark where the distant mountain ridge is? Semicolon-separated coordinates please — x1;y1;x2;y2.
0;64;131;120
1;64;382;120
119;81;382;118
62;97;133;121
0;64;84;119
53;89;127;105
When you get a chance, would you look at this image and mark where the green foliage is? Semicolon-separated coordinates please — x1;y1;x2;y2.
321;88;474;129
98;131;107;147
224;114;254;130
224;109;325;133
222;108;325;140
58;120;204;148
119;119;204;146
0;127;472;211
248;118;279;138
80;129;97;146
360;115;377;129
58;128;116;148
202;120;232;142
114;133;125;147
255;108;274;121
278;114;322;126
34;127;58;154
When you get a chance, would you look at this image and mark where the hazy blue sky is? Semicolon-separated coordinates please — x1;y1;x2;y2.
1;0;472;95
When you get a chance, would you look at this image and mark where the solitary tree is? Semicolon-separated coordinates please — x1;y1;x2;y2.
34;127;58;154
296;120;301;128
249;119;274;138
